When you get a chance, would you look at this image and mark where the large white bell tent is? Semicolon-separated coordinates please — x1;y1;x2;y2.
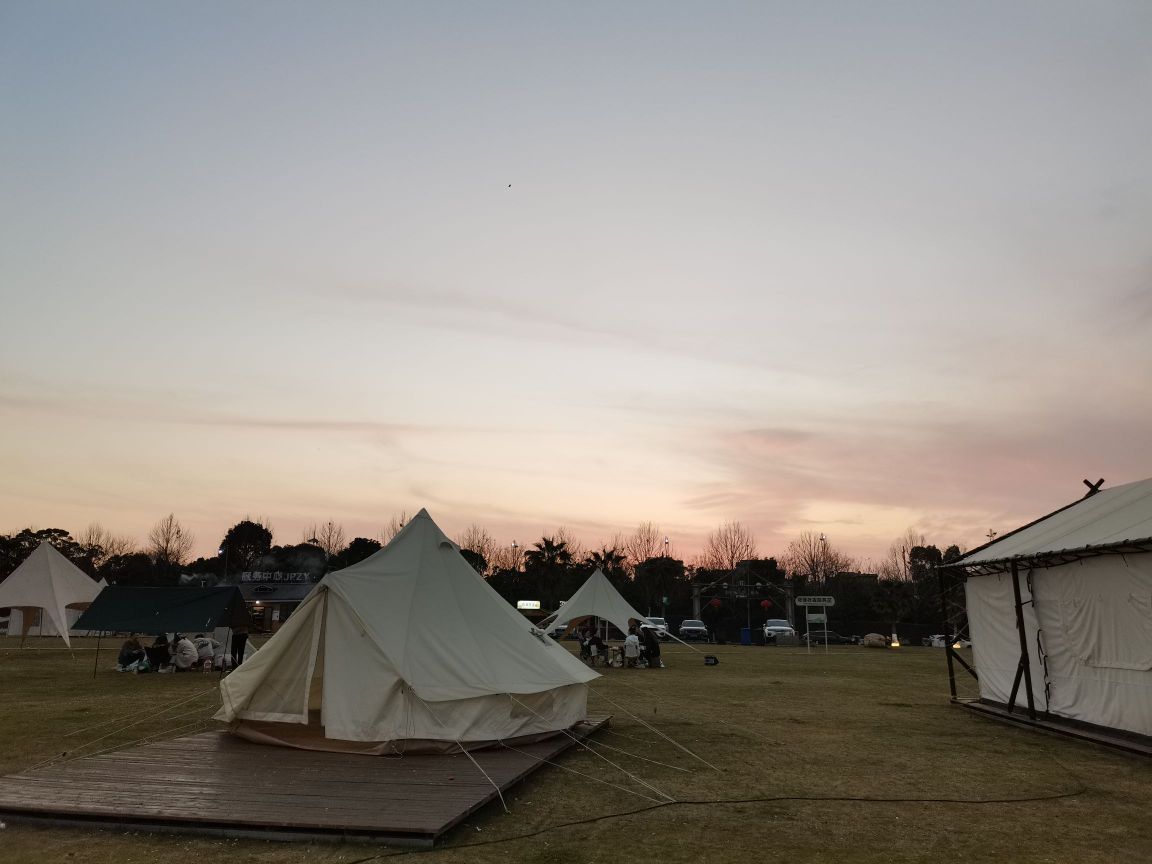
538;568;655;638
948;477;1152;742
0;542;102;647
216;509;599;754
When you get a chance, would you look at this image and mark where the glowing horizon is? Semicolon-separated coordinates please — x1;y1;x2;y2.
2;3;1150;568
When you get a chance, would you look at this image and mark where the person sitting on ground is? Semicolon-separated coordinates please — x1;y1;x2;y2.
117;637;145;670
193;633;220;661
145;634;172;668
624;626;641;668
173;633;199;671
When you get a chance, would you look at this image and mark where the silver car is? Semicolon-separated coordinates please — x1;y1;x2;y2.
678;619;709;641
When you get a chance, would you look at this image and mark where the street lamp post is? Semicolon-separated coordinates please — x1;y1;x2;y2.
218;547;229;584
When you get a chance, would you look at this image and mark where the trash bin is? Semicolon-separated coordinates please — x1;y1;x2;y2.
740;626;752;646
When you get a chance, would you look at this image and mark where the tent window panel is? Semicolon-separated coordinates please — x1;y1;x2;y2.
1055;558;1152;672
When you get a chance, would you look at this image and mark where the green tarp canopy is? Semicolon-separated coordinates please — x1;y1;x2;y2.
73;586;249;634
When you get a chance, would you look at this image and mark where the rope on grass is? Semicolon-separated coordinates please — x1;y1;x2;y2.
25;710;218;772
508;695;675;803
63;684;219;738
497;741;666;805
588;687;719;772
579;737;691;772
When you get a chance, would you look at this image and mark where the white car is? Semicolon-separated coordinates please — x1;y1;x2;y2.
763;618;797;643
641;617;669;640
925;634;972;648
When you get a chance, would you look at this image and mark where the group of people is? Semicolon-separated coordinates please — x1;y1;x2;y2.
623;624;663;669
577;622;663;669
116;629;249;673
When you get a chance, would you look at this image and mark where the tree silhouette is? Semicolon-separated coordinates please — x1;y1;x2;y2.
699;521;757;571
332;537;383;569
524;536;573;611
781;531;852;588
219;519;274;571
147;514;194;570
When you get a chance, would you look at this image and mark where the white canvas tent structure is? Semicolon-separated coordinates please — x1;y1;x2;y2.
947;477;1152;744
0;542;102;647
216;509;599;754
538;568;655;639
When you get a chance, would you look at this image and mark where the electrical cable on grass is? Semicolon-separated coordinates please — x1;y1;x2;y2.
343;778;1089;864
341;734;1089;864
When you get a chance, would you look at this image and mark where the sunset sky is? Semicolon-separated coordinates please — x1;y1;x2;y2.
2;2;1150;566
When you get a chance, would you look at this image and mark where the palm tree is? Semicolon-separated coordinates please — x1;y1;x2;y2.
586;546;628;582
524;536;573;611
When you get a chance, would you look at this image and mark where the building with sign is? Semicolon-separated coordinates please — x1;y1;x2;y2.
237;572;315;631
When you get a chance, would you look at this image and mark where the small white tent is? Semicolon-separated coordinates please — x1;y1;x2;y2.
0;542;102;647
538;568;654;638
952;477;1152;739
216;509;599;754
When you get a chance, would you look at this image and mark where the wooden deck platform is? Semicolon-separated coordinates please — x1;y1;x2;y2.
0;717;609;847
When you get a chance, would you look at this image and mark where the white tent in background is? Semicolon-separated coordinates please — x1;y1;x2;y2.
951;477;1152;740
0;542;102;647
538;568;654;639
216;509;599;754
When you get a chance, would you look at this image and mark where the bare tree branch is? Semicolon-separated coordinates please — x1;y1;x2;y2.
623;522;662;572
303;520;346;558
147;514;194;568
456;524;496;571
877;527;928;580
78;523;136;567
380;511;411;544
698;521;758;571
780;531;853;586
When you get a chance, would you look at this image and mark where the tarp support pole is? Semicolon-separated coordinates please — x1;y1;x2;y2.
950;648;977;680
1009;560;1037;721
937;563;957;699
92;633;101;678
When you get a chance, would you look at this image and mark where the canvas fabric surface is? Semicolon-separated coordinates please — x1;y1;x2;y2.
74;585;249;634
960;477;1152;565
0;542;101;647
539;568;653;638
216;509;597;748
966;554;1152;736
965;572;1043;709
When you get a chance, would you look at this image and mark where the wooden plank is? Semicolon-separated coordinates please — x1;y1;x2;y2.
0;717;609;843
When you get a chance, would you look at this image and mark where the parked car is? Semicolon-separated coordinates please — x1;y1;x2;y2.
678;619;709;641
763;618;796;643
641;617;669;640
803;629;856;645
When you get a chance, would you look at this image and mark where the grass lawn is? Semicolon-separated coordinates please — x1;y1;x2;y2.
2;636;1150;863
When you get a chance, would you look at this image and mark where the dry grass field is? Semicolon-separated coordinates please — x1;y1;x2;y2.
2;636;1150;864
